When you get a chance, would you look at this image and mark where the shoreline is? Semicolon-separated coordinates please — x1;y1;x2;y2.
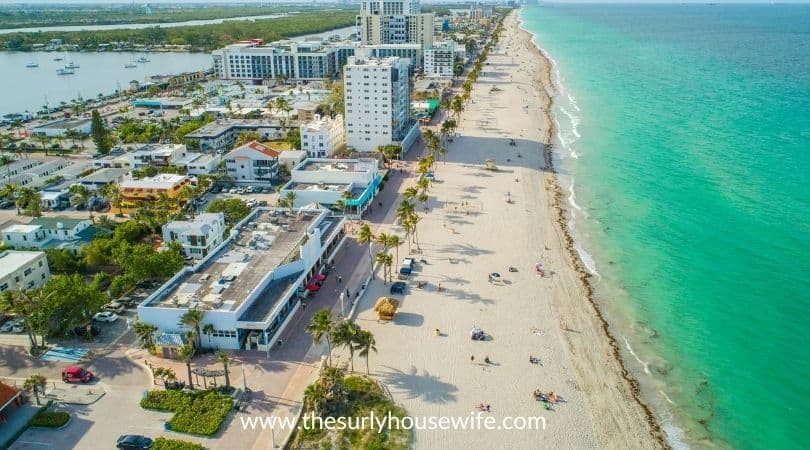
515;11;669;448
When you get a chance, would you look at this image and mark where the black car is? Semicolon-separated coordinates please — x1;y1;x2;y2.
73;324;101;338
116;435;153;449
390;281;407;295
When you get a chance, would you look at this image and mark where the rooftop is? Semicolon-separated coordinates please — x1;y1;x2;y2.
296;158;377;173
185;119;282;139
0;250;44;279
285;181;352;193
80;167;129;184
228;141;280;159
121;174;187;190
149;209;320;312
29;216;87;230
31;118;91;130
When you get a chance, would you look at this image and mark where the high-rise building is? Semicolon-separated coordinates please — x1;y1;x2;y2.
356;0;434;52
343;56;412;152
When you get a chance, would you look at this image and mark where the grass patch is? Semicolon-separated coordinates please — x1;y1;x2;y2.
140;389;233;436
29;409;70;428
291;369;411;450
152;437;204;450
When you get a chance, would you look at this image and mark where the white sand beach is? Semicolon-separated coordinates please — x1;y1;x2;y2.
336;12;664;449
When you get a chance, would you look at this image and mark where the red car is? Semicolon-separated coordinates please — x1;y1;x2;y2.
62;365;94;383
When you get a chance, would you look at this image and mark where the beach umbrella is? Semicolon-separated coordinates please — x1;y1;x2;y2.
373;297;399;321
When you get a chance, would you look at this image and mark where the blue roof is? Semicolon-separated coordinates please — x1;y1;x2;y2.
155;333;184;346
346;175;382;207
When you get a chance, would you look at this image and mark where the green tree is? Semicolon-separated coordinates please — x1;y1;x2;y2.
0;290;43;349
354;329;377;375
357;224;376;279
235;131;261;147
330;320;360;372
375;252;393;284
39;274;109;336
134;321;158;351
68;184;92;209
203;323;215;345
16;187;41;217
178;308;205;350
306;309;335;367
386;234;403;266
206;198;250;224
217;350;231;388
90;109;112;155
178;343;195;390
24;374;47;405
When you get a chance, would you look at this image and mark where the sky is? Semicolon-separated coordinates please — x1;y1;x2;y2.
3;0;809;4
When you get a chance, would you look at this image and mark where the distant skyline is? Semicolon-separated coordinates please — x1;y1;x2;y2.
4;0;810;4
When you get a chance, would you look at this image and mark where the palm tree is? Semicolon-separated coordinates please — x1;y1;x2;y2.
102;183;123;216
331;320;360;372
284;191;296;215
306;309;335;367
178;308;205;350
339;190;353;215
178;344;195;390
69;184;91;210
354;330;377;375
24;374;47;405
303;382;327;416
403;186;418;202
387;235;403;265
178;185;196;217
133;321;157;351
357;224;375;279
451;96;464;119
375;232;390;253
203;323;215;346
16;188;41;217
0;290;47;350
375;251;393;284
217;350;231;388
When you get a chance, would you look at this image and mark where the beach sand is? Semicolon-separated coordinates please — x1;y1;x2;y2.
338;11;664;449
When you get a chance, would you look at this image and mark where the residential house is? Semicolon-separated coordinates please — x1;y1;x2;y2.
162;213;226;259
224;141;280;185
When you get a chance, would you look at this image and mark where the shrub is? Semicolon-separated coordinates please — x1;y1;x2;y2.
141;389;233;436
29;409;70;428
152;437;204;450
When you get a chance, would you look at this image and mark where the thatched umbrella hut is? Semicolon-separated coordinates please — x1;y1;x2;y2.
374;297;399;321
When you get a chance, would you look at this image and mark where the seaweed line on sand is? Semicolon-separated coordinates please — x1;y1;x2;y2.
516;21;669;449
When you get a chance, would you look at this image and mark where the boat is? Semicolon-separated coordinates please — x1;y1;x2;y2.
53;57;63;61
56;67;75;76
25;62;39;68
137;56;150;63
124;62;137;68
65;61;80;69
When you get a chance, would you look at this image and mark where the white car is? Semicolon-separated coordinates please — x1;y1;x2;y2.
0;321;15;333
11;320;25;333
93;311;118;323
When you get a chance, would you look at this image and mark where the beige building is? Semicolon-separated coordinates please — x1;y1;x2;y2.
356;0;434;51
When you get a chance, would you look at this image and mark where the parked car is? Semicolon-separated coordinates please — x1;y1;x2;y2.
104;302;125;313
73;324;101;338
93;311;118;322
116;434;153;450
390;281;407;295
228;188;238;194
399;257;415;275
62;365;94;383
0;200;13;209
11;319;25;333
245;186;255;193
236;187;246;194
261;187;272;194
0;320;16;333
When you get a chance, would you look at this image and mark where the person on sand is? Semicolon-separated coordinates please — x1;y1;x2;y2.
484;356;491;364
471;355;475;364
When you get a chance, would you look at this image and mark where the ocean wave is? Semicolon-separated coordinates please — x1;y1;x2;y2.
567;92;581;112
623;336;651;375
567;180;584;212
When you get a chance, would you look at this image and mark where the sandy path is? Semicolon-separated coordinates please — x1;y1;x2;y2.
335;11;663;449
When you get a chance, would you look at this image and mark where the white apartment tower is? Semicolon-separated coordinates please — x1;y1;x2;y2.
344;56;411;152
357;0;434;52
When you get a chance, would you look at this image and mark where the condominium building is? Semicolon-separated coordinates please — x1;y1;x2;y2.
300;114;345;158
0;250;51;293
213;40;343;82
280;158;381;217
138;207;346;351
162;213;226;259
344;56;418;152
424;41;456;77
184;119;284;153
224;141;280;185
356;0;434;51
119;174;191;212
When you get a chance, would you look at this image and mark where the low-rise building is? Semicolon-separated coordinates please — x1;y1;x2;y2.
2;217;108;255
279;158;381;217
162;213;226;259
278;150;307;172
183;153;222;176
224;141;280;185
77;168;131;191
129;144;188;169
119;174;191;212
138;207;346;351
29;118;92;138
185;119;284;153
0;250;50;293
300;114;345;158
92;153;134;170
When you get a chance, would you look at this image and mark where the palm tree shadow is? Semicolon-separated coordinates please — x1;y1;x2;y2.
380;365;458;404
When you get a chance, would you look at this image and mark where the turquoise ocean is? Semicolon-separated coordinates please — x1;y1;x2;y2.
520;4;809;449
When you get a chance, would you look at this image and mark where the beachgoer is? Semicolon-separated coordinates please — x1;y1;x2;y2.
471;355;475;364
435;328;440;336
338;276;342;284
484;356;491;364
